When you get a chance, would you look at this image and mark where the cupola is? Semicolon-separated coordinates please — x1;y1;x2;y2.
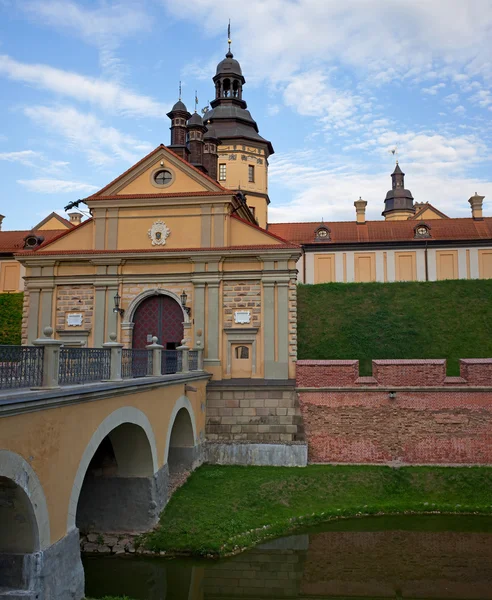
382;162;415;221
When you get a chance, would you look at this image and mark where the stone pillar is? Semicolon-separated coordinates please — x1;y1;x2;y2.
178;341;190;373
146;336;163;376
263;281;275;378
32;326;63;388
93;286;106;348
27;288;40;344
205;282;220;368
103;333;124;381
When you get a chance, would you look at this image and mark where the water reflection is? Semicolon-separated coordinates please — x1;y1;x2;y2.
84;515;492;600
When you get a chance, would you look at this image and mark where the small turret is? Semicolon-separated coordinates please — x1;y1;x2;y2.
167;94;191;162
382;162;415;220
187;111;207;172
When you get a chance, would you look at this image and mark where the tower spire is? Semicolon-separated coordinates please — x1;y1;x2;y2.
178;81;182;101
227;19;232;55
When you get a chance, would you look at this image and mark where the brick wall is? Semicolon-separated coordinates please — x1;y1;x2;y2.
206;384;304;442
223;280;261;328
296;359;492;464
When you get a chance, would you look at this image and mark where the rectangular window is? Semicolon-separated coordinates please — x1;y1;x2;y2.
248;165;255;182
219;163;226;181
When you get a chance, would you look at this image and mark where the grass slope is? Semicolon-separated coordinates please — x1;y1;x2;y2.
0;293;23;345
143;464;492;556
297;280;492;375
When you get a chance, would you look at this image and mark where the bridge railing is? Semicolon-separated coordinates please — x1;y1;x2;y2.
0;345;44;389
0;328;204;391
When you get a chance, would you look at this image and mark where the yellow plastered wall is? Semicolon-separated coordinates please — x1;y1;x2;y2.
395;252;417;281
37;217;70;231
436;250;458;280
38;221;94;252
116;207;203;250
117;161;208;195
314;254;336;283
229;217;281;246
384;210;414;221
0;260;22;292
414;206;445;220
478;250;492;279
355;253;376;282
244;196;268;229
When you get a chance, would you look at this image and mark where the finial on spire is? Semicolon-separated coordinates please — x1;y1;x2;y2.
178;81;182;100
227;19;232;53
194;90;198;113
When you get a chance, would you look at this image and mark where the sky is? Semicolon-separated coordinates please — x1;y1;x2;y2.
1;0;492;230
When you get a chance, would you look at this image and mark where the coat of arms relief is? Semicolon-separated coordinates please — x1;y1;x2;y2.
148;220;170;246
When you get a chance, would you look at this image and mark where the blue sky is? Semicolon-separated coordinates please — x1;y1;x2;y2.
1;0;492;230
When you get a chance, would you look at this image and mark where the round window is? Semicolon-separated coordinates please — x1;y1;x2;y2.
153;170;173;186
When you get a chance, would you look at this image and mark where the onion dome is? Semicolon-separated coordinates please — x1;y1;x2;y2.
216;51;243;77
188;112;204;127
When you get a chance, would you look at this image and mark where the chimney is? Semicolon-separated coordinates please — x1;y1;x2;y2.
354;198;367;224
469;193;484;220
68;212;82;226
0;214;4;230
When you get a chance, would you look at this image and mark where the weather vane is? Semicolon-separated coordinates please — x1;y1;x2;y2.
228;19;231;52
178;81;182;101
194;90;198;113
389;146;399;164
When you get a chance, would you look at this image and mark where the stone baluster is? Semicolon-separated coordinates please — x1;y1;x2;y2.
103;333;124;381
194;340;204;371
146;336;163;377
32;326;63;389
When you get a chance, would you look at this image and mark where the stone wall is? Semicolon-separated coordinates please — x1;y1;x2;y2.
222;280;261;328
296;359;492;464
55;285;94;332
206;383;304;442
21;289;29;345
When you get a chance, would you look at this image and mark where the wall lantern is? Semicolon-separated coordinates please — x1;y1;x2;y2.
388;391;397;400
113;292;124;317
180;290;191;316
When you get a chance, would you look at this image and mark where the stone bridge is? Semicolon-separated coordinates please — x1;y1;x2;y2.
0;370;208;599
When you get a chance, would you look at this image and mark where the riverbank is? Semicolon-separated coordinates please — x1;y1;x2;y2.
142;464;492;556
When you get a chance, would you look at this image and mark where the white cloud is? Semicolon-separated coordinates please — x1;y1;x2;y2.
0;150;40;165
422;83;446;95
269;150;492;223
0;55;167;118
453;105;466;114
24;105;154;167
267;104;280;116
17;179;99;194
162;0;492;82
23;1;150;77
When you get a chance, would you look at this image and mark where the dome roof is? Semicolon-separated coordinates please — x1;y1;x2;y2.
171;99;188;112
188;112;204;127
216;51;243;77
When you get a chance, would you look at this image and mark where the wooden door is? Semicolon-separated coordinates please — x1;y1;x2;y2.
132;295;184;349
231;344;253;378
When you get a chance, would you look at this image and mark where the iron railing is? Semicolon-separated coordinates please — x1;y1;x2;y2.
59;347;111;385
161;350;180;374
0;345;44;389
189;350;198;371
122;349;151;378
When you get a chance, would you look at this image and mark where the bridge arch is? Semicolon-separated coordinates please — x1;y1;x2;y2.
0;449;50;551
67;407;158;532
165;395;198;474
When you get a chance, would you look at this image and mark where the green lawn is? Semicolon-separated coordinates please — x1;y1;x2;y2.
297;280;492;375
143;464;492;556
0;292;23;345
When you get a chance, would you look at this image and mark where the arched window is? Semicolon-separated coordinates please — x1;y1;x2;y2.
235;345;249;359
223;79;231;97
233;80;240;97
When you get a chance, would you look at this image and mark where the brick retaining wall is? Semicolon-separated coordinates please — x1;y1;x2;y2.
296;359;492;464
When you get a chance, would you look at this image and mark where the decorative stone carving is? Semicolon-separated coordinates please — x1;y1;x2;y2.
147;220;170;246
67;313;83;327
234;310;251;324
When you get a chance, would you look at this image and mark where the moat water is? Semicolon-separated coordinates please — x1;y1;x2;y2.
83;515;492;600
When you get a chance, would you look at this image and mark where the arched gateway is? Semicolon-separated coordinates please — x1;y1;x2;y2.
131;292;185;350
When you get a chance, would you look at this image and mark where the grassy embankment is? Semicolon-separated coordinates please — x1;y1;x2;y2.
297;279;492;375
0;292;23;345
143;464;492;556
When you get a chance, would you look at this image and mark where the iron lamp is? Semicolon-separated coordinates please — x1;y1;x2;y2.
180;290;191;316
113;292;124;317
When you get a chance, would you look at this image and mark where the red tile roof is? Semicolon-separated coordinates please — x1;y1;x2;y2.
0;230;64;253
230;214;297;245
268;217;492;245
88;144;229;198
